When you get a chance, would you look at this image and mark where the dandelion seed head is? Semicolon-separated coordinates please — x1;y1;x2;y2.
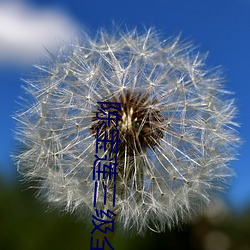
14;27;240;234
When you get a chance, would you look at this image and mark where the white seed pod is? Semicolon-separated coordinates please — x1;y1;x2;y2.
14;28;240;234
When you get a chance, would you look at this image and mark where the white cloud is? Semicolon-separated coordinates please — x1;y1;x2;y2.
0;1;78;65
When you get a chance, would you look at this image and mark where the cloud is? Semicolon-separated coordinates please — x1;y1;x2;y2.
0;2;78;65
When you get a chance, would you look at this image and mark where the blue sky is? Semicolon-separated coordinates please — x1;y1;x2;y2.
1;0;249;210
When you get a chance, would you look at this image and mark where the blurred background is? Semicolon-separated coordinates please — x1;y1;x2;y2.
1;0;250;249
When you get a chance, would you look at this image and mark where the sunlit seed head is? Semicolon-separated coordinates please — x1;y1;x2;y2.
14;27;240;234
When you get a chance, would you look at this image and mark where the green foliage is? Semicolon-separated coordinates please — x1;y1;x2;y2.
1;177;250;250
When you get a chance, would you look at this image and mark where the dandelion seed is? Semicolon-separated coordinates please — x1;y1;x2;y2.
14;27;240;234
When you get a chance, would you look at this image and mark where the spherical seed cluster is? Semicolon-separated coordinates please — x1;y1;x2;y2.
14;28;240;233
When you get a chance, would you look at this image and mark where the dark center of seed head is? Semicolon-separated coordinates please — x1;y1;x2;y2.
91;90;164;155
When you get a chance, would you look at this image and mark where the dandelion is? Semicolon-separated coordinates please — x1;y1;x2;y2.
14;27;240;234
